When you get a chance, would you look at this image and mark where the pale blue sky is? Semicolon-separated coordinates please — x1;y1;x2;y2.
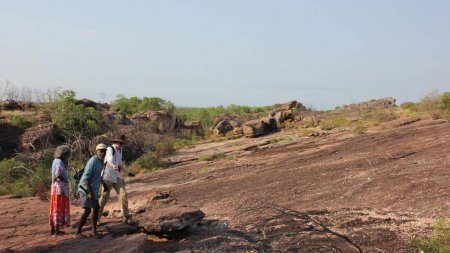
1;0;449;109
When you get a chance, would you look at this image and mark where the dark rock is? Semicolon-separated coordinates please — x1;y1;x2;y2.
140;205;205;233
75;98;97;108
19;123;60;151
181;121;204;137
1;100;21;110
213;120;233;136
105;223;140;237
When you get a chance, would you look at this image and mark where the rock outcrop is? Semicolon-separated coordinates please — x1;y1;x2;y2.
19;123;60;151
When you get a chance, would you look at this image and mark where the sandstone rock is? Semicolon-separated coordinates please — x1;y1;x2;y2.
181;121;204;137
1;99;21;110
75;98;97;108
147;110;184;133
19;123;60;151
213;120;233;136
140;205;205;233
243;119;269;138
105;223;140;237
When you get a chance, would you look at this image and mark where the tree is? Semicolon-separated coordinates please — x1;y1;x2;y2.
439;92;450;113
49;90;108;159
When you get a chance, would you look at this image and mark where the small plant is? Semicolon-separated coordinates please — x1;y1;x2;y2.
411;217;450;252
353;122;367;135
401;102;419;113
320;115;351;130
226;154;236;160
10;115;33;129
198;152;226;161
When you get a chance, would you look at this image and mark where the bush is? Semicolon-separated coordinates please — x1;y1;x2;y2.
353;122;367;135
401;102;419;113
361;109;399;126
130;152;165;173
155;139;175;157
0;158;33;196
411;217;450;252
10;115;33;128
419;90;442;119
320;115;351;130
440;92;450;114
198;152;226;161
111;95;174;115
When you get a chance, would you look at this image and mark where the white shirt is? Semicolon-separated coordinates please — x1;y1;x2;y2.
102;146;123;183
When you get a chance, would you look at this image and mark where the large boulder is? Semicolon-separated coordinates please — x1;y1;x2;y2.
19;123;61;151
140;205;205;233
147;111;184;133
273;110;294;126
75;98;97;108
243;119;269;138
213;120;233;136
134;191;205;233
181;121;204;137
1;99;21;110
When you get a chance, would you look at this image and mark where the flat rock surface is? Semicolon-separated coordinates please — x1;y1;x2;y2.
1;115;449;252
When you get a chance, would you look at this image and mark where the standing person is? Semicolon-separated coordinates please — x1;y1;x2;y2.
75;143;107;237
99;134;135;224
49;145;71;236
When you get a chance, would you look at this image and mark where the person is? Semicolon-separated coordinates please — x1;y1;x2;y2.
49;145;71;236
99;134;135;224
75;143;107;237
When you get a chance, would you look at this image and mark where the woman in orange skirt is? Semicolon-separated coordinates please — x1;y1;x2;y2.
49;145;71;236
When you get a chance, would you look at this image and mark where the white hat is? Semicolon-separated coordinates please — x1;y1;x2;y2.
96;143;107;150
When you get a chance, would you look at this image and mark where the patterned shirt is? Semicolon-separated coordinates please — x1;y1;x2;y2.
51;159;68;183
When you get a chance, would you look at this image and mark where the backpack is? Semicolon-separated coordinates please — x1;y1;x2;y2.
73;169;84;183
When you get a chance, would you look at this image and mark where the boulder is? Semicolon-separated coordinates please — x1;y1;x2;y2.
273;110;294;126
19;123;60;151
243;119;269;138
75;98;97;108
1;99;21;110
213;120;233;136
140;205;205;233
105;223;140;238
147;110;184;133
181;121;204;137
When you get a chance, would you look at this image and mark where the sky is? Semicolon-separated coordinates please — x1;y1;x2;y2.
0;0;449;109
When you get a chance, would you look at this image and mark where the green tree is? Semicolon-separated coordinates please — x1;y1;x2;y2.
50;90;107;157
439;92;450;113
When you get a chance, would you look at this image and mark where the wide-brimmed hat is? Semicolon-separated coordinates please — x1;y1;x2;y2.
112;134;127;144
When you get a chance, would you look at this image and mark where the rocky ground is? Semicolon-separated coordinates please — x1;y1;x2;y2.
1;115;449;253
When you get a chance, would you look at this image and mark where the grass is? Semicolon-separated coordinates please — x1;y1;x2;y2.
411;217;450;252
198;152;226;161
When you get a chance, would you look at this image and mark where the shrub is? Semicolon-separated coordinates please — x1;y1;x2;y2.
155;139;175;157
401;102;419;113
111;95;174;115
411;217;450;252
0;158;33;196
361;109;399;126
320;115;351;130
130;152;166;173
49;90;107;150
353;122;367;135
10;115;33;129
419;90;442;119
198;152;226;161
440;92;450;114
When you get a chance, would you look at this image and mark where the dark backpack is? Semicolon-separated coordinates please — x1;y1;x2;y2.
73;169;84;183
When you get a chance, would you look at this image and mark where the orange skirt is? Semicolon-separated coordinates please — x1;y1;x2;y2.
49;182;70;227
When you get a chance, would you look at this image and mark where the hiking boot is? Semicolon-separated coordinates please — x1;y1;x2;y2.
122;216;135;225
